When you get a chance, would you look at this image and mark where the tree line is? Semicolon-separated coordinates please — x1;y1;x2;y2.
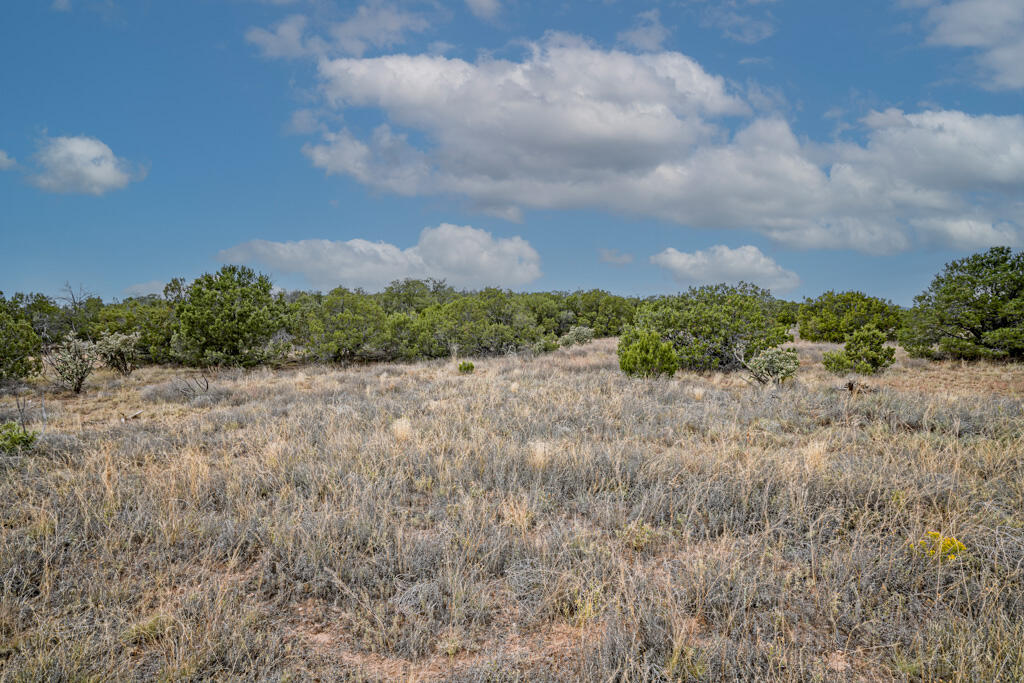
2;247;1022;389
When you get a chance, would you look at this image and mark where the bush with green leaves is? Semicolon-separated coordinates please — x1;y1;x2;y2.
0;421;37;453
93;294;177;364
458;361;475;374
823;325;895;375
618;327;679;378
743;346;800;385
798;290;903;342
96;331;141;376
172;265;287;367
628;282;792;373
306;287;389;362
559;325;595;347
898;247;1024;361
47;334;99;393
0;307;43;382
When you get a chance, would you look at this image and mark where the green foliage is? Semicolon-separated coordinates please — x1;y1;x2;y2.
96;331;141;376
93;295;177;365
822;325;895;375
458;361;475;374
743;347;800;385
798;290;902;342
47;333;99;393
0;304;43;382
172;265;286;367
559;325;595;347
631;283;792;372
307;287;389;362
0;421;37;453
898;247;1024;361
617;327;679;378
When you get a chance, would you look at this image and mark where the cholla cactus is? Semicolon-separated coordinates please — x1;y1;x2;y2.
96;331;141;376
559;325;595;348
47;334;99;393
743;346;799;385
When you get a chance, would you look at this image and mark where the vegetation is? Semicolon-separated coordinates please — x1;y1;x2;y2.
95;331;141;376
822;324;896;375
559;325;595;348
0;420;37;453
624;282;792;373
1;339;1021;679
171;265;286;367
741;346;800;385
45;334;99;393
899;246;1024;360
798;290;902;342
617;327;679;378
458;361;475;374
0;303;42;382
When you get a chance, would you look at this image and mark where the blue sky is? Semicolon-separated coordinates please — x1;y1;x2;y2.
2;0;1022;305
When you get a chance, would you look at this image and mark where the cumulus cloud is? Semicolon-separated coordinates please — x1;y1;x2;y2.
246;2;429;59
0;150;15;170
465;0;500;21
600;249;635;265
218;223;541;291
617;10;670;51
651;244;799;292
911;0;1024;89
297;32;1024;253
31;135;144;195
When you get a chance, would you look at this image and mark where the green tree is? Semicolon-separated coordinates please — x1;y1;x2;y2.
172;265;286;366
629;283;791;372
898;247;1024;360
618;327;679;378
0;306;43;382
307;287;388;362
823;324;895;375
798;290;902;342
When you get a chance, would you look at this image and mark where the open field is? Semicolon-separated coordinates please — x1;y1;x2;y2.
2;338;1023;680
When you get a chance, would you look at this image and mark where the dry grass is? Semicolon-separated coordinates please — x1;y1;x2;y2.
2;337;1023;680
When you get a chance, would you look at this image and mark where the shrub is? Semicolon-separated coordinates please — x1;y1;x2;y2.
96;331;141;376
559;325;595;347
172;265;287;367
47;333;99;393
306;287;389;362
899;246;1024;360
458;361;475;374
743;346;800;385
0;421;37;453
617;328;679;378
798;290;902;342
630;283;791;372
822;325;895;375
0;308;43;382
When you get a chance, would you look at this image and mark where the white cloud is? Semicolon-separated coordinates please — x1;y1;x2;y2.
218;223;541;291
246;2;429;59
651;244;799;292
600;248;635;265
704;8;776;44
52;0;71;11
282;35;1024;253
246;14;314;58
912;0;1024;89
465;0;500;21
123;280;166;298
31;135;144;195
617;10;670;51
0;150;15;170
